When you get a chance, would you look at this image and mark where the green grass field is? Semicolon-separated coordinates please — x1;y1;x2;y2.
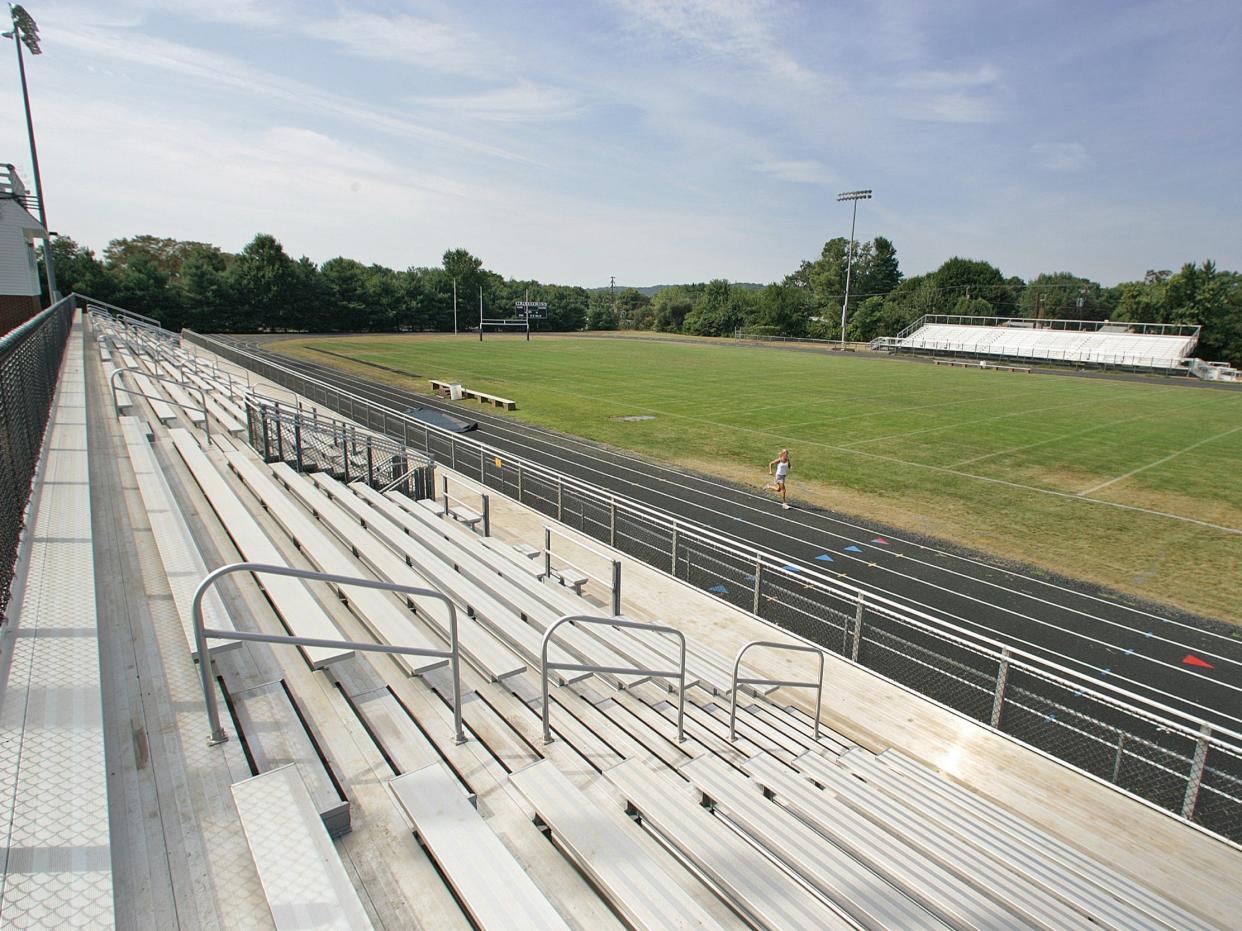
271;333;1242;623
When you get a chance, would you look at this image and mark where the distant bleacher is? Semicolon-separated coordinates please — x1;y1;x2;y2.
881;315;1200;371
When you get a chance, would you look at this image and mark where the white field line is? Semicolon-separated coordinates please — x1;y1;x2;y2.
949;397;1214;467
1078;425;1242;496
837;393;1111;447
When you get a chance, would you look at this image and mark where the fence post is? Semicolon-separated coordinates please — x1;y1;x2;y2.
752;556;762;615
557;477;563;521
1110;734;1127;785
670;525;678;574
274;401;284;460
1182;724;1213;819
612;561;621;616
991;647;1011;728
293;414;303;473
482;495;490;537
851;595;864;662
480;446;485;483
517;462;524;503
451;440;457;470
260;408;271;461
609;497;616;547
366;437;374;486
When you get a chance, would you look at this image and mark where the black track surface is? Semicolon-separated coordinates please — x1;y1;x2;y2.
218;334;1242;734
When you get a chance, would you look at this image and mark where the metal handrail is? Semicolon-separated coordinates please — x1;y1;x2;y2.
109;365;212;445
543;525;622;615
541;614;686;744
439;475;489;534
192;561;465;745
728;640;825;742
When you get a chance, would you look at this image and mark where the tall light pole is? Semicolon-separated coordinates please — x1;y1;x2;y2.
5;4;57;300
836;189;871;348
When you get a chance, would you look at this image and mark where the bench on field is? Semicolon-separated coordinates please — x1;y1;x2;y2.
389;762;571;930
429;378;517;410
232;765;373;930
509;760;728;931
934;358;1031;373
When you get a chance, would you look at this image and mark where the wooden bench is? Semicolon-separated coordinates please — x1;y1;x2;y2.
933;358;1031;373
509;761;728;931
605;759;856;929
231;765;373;930
429;378;517;410
389;762;572;930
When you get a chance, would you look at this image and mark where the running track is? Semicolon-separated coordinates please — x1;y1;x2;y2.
217;335;1242;734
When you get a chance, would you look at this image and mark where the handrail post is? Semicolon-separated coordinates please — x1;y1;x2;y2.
611;560;621;616
991;647;1011;728
851;595;864;662
1182;723;1213;818
442;474;449;516
752;556;762;615
544;527;552;580
192;562;466;746
481;494;490;537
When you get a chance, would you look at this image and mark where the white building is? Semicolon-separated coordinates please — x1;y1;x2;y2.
0;162;49;333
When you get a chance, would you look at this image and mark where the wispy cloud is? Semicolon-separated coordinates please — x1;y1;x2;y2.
301;10;492;73
1031;142;1093;172
413;81;582;123
751;159;835;184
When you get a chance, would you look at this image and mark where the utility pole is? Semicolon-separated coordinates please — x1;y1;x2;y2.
452;278;458;334
525;287;530;342
836;189;872;348
610;275;617;327
5;5;57;301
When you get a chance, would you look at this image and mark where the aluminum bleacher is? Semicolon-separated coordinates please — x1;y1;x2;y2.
887;315;1200;370
0;304;1236;928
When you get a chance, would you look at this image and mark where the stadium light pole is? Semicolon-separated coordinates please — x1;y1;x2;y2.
836;189;871;348
5;4;58;301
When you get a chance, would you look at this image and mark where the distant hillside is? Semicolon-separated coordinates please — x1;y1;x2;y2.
585;282;768;297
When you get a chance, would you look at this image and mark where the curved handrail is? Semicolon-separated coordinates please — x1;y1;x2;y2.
109;364;212;446
540;614;686;744
729;640;825;743
192;561;464;746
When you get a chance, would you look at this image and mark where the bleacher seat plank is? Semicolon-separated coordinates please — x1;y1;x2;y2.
753;752;1092;930
293;471;528;683
332;481;591;686
169;428;352;669
221;450;447;676
231;765;373;930
378;491;652;690
509;761;729;931
604;759;856;930
119;351;177;423
681;755;955;929
119;416;238;660
853;749;1214;931
389;762;572;930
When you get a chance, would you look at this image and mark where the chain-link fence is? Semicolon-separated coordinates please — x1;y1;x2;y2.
184;328;1242;845
0;296;76;623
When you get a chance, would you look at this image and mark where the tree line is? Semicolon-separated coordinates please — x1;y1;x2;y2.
46;231;1242;365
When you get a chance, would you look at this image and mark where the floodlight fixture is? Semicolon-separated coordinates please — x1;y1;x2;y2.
836;188;872;347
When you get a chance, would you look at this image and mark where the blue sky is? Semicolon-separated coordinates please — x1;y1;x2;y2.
3;0;1239;287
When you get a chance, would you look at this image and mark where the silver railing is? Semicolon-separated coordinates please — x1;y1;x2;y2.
541;614;686;744
439;474;489;535
729;640;825;742
542;524;622;615
178;326;1242;846
109;365;212;445
192;562;465;745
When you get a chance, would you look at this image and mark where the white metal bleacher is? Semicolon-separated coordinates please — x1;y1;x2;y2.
895;322;1196;368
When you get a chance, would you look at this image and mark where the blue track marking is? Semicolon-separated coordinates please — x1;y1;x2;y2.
709;584;727;594
815;553;834;562
844;544;863;553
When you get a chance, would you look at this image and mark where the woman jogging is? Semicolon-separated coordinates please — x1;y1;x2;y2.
764;448;792;509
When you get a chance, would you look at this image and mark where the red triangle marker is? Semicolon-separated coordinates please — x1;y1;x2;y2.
1183;654;1215;669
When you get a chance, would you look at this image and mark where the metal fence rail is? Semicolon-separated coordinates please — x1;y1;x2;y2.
182;328;1242;846
244;395;435;500
0;295;76;623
